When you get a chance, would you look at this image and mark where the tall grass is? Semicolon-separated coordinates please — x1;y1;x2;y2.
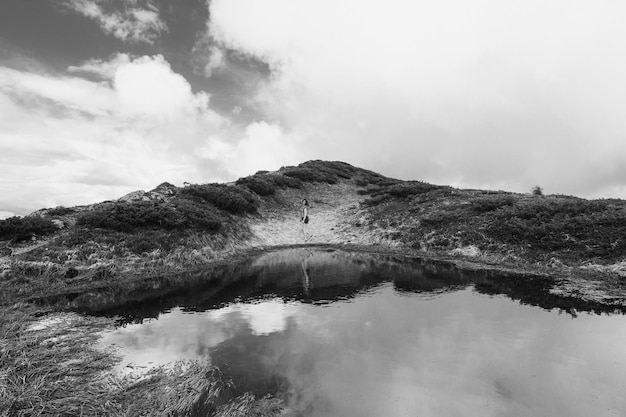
1;306;284;416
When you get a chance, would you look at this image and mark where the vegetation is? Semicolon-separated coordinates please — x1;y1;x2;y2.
280;160;361;184
0;306;284;416
179;183;258;215
0;216;58;242
236;175;277;196
76;200;223;233
362;183;626;265
2;159;626;416
46;206;76;216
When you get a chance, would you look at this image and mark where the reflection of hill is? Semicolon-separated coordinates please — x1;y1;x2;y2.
91;249;473;324
86;248;626;325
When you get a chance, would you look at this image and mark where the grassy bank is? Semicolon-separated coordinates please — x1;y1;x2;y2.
0;304;285;416
2;160;626;415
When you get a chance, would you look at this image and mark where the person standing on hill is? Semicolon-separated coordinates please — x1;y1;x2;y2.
300;198;313;242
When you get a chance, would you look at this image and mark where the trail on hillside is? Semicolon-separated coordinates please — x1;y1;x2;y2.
247;183;397;247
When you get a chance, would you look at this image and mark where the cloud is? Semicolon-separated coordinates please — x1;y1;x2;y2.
197;121;299;179
191;34;225;78
0;54;299;217
208;0;626;198
58;0;167;44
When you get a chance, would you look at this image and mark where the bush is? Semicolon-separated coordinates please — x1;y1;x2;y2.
387;181;439;198
484;197;625;256
282;167;338;184
172;199;222;231
472;195;517;213
76;200;224;233
0;216;59;242
236;176;276;196
76;201;184;232
46;206;76;216
178;184;258;214
269;175;303;189
299;160;358;180
532;185;543;196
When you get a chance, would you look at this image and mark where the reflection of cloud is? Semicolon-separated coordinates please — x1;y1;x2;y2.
209;299;300;336
103;287;626;416
102;307;233;372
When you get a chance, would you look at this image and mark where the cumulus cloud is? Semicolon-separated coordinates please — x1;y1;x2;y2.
58;0;167;44
208;0;626;198
0;54;299;217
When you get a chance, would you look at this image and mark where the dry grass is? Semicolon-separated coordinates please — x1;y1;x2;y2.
580;260;626;277
1;306;285;416
0;305;122;416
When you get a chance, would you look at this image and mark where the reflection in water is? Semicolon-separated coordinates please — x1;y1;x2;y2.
99;249;626;416
301;249;314;295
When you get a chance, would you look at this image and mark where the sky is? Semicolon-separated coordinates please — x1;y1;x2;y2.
1;0;626;218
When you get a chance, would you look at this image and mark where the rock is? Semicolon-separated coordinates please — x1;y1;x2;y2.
51;219;65;229
118;190;147;202
451;245;481;257
146;182;177;201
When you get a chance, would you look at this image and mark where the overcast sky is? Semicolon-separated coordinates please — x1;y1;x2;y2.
1;0;626;218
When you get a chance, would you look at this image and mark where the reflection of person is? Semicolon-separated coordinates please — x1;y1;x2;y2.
301;249;314;294
300;198;313;242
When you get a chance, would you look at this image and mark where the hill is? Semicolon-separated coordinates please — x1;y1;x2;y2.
2;160;626;416
1;160;625;309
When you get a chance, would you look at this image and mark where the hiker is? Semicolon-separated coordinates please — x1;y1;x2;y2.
300;198;313;242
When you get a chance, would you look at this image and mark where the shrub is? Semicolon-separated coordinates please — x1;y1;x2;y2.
76;201;184;232
172;199;222;231
236;176;276;196
387;181;439;198
0;216;58;242
471;194;517;213
354;178;369;187
178;184;258;214
282;167;337;184
269;175;303;189
532;185;543;196
299;160;358;180
76;200;224;233
46;206;76;216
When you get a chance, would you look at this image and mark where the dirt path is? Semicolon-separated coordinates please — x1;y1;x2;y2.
247;183;397;248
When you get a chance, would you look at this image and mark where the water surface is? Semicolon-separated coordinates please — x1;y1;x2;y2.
100;249;626;416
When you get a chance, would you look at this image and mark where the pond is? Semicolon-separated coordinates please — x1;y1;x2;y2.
98;248;626;416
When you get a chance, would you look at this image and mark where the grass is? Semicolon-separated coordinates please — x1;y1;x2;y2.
0;305;122;416
360;184;626;268
0;216;59;243
0;305;285;416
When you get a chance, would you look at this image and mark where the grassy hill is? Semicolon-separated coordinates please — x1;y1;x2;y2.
2;160;626;416
1;159;626;310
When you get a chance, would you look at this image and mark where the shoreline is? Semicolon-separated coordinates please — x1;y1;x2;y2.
3;242;625;416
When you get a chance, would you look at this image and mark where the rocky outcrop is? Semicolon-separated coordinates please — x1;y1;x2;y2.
118;190;148;202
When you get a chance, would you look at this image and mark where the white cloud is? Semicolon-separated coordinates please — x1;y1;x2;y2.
59;0;167;44
0;55;300;217
68;53;132;79
197;121;299;178
208;0;626;198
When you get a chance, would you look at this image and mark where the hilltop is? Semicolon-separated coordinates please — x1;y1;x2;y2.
1;160;626;309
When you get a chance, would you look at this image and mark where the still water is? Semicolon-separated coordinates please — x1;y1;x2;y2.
100;249;626;416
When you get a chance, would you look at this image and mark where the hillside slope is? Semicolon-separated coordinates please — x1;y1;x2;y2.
1;160;625;308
